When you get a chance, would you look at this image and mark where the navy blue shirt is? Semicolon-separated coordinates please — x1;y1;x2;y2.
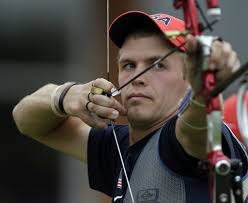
87;116;248;198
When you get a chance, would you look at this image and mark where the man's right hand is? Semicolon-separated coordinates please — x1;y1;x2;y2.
63;78;127;129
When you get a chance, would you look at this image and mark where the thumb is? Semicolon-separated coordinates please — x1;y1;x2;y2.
185;34;199;54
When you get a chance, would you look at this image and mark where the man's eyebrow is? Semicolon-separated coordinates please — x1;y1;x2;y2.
118;55;168;64
118;57;134;64
146;56;165;63
145;56;170;65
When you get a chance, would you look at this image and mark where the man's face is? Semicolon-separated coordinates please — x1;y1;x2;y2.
118;34;188;128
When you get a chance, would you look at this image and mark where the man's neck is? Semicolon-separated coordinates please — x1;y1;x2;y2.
128;112;176;145
128;123;161;145
127;98;183;145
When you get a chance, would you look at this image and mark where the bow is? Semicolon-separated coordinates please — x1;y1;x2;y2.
173;1;246;203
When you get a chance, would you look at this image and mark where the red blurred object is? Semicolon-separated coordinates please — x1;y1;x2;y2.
173;0;201;35
207;0;220;9
224;91;248;140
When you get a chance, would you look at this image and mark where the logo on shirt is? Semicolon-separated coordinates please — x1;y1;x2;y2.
117;177;122;189
114;195;123;202
114;169;124;202
137;188;159;202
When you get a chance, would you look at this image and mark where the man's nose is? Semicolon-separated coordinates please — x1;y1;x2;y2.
131;64;148;87
132;78;146;86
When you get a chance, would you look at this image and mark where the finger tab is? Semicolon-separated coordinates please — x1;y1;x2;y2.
91;87;105;95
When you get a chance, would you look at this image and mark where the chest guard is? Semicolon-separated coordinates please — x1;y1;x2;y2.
123;127;248;203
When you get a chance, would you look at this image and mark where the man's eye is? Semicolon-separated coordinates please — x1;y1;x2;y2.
123;63;135;70
153;63;164;69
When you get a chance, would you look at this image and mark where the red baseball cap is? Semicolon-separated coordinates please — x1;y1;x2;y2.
109;11;186;51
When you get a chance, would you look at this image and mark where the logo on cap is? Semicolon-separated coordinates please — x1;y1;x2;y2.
151;14;171;26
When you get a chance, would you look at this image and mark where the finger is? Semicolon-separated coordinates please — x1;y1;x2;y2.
216;51;240;82
93;78;115;94
112;99;127;116
233;57;241;72
90;94;127;115
209;41;232;70
81;113;108;129
86;102;120;120
208;41;223;70
185;35;202;77
215;68;231;82
227;51;240;72
185;34;198;54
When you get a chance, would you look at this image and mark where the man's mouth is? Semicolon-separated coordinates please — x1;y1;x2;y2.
127;93;151;100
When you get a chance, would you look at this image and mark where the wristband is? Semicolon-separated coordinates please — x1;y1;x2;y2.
190;98;206;108
58;82;78;114
50;86;67;117
178;113;207;130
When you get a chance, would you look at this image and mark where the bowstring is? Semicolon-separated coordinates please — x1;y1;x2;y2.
111;121;135;203
106;1;135;202
106;0;110;80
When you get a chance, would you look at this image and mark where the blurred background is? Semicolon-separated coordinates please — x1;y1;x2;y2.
1;0;247;202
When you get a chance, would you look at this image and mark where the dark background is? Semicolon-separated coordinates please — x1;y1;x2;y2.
1;0;247;202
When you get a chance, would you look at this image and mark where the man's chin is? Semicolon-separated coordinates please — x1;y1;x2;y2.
127;109;151;124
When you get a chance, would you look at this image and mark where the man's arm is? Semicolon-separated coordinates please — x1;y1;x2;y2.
176;35;240;160
12;83;91;161
176;95;208;160
13;79;126;162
